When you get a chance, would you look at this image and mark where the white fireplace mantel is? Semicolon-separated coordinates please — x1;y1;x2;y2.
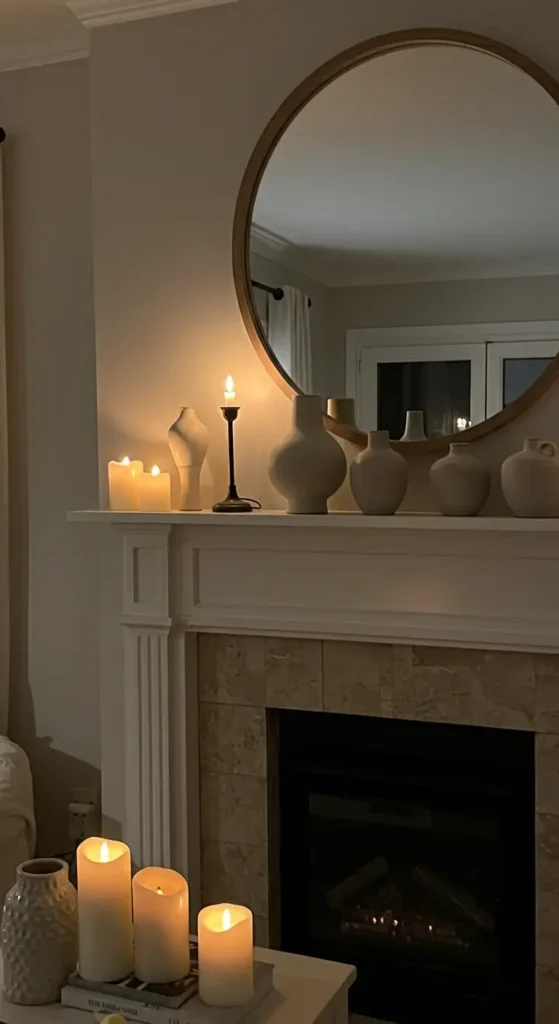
68;508;559;888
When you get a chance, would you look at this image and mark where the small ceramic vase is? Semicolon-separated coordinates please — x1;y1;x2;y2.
2;859;77;1004
501;437;559;517
269;395;346;514
168;407;210;511
327;397;357;429
400;410;427;442
430;443;490;516
350;430;408;515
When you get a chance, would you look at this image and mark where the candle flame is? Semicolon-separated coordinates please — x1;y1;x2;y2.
222;907;232;931
100;841;109;863
224;376;236;402
157;886;163;895
151;465;161;477
121;456;130;465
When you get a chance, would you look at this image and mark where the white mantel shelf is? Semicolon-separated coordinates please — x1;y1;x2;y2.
68;509;559;531
71;505;559;873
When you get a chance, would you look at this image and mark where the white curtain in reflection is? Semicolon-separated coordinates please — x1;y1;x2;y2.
0;148;8;734
268;286;312;392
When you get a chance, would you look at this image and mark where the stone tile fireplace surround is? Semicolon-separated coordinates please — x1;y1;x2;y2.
68;511;559;1022
198;633;559;1019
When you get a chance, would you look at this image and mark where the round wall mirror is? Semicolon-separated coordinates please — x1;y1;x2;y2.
233;30;559;450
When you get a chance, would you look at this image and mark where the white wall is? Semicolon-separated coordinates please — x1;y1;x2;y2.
339;274;559;328
88;0;559;526
1;60;100;854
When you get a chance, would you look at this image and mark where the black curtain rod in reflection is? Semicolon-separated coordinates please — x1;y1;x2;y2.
251;278;312;308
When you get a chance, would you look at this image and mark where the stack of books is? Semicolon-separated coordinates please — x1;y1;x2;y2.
61;942;275;1024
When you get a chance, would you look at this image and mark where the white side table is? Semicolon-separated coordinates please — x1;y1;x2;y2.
0;949;356;1024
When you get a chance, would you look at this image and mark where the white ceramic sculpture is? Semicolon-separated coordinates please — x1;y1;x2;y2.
327;397;357;428
2;859;77;1004
400;410;427;442
430;443;490;516
350;430;408;515
501;437;559;517
269;395;346;513
168;407;210;511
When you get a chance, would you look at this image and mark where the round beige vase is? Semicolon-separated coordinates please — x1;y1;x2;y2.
501;437;559;517
269;395;347;514
430;443;490;516
350;430;408;515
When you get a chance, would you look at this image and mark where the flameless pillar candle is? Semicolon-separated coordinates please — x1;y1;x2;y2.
132;867;190;982
137;465;172;512
108;457;143;510
198;903;253;1006
77;838;133;982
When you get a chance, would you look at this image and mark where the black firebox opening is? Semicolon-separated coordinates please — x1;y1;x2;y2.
273;709;535;1024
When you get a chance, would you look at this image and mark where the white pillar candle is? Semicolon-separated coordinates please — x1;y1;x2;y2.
77;838;133;982
132;867;190;983
198;903;253;1006
108;457;143;510
137;465;172;512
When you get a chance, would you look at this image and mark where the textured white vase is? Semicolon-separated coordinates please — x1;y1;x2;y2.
269;395;346;514
400;410;427;442
350;430;408;515
2;859;77;1004
430;443;490;516
501;437;559;517
168;407;210;511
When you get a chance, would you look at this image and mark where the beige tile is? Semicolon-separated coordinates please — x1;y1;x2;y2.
253;915;270;948
470;651;535;731
538;814;559;895
538;889;559;967
538;965;559;1023
392;645;472;725
537;735;559;816
199;703;267;777
198;634;265;706
201;772;268;847
323;641;392;717
201;839;269;917
265;637;322;710
535;655;559;734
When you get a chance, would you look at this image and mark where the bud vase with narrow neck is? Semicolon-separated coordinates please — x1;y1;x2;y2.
400;410;427;442
168;407;209;511
269;395;346;514
350;430;408;514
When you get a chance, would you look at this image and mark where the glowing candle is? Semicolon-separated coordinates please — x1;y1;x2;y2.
77;838;133;982
197;903;253;1006
132;867;190;983
137;465;171;512
224;376;237;406
107;457;143;510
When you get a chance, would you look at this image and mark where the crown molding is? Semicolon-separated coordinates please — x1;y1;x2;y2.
0;36;88;74
66;0;240;28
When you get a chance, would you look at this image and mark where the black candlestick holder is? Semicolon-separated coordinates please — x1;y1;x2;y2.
212;406;253;513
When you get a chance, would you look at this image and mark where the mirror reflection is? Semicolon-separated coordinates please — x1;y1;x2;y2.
249;44;559;439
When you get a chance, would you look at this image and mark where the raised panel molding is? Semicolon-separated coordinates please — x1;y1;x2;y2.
67;0;240;28
0;37;88;73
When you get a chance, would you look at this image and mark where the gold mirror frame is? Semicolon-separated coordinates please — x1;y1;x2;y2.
233;27;559;452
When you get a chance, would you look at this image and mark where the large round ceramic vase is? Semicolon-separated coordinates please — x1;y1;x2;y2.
430;443;490;516
350;430;408;515
2;859;77;1005
501;437;559;517
269;395;346;513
